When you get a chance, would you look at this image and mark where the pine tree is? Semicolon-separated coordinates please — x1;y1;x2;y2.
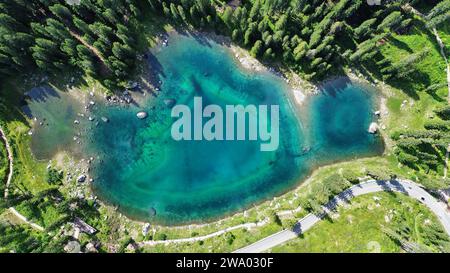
354;18;377;39
222;6;234;29
250;40;263;57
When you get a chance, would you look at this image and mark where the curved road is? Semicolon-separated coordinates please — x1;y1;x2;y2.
234;179;450;253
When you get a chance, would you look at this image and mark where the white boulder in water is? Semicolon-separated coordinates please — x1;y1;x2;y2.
368;122;379;134
137;111;148;119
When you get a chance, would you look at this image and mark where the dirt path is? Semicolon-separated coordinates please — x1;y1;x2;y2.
138;219;269;247
8;207;44;232
432;28;450;103
0;126;13;199
404;4;450;177
69;31;110;75
403;4;450;103
0;126;45;232
446;62;450;104
445;144;450;178
69;31;106;63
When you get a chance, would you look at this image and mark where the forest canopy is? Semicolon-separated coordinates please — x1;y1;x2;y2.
1;0;448;89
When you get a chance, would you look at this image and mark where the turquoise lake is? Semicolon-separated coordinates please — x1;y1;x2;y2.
26;34;383;225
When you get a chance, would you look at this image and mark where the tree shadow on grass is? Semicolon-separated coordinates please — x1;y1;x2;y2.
413;20;445;56
362;58;431;101
321;214;335;224
376;180;409;198
359;21;447;102
389;37;414;53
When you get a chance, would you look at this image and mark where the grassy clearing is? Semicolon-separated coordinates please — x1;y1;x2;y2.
142;221;283;253
0;82;50;195
379;22;447;99
0;80;63;231
374;19;448;178
14;201;60;228
7;122;49;194
270;192;445;253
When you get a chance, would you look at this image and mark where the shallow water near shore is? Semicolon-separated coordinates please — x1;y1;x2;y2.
26;33;383;225
23;86;88;160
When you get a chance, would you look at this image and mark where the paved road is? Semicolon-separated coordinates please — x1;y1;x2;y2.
234;179;450;253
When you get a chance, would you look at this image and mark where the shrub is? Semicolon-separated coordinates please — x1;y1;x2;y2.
282;218;298;230
323;173;349;195
46;168;63;185
269;210;282;226
366;169;394;181
342;169;360;184
154;233;167;241
224;232;235;245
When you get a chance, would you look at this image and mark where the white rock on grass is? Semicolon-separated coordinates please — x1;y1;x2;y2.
77;175;86;183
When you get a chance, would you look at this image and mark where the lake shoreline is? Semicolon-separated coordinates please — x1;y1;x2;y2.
179;30;317;107
24;30;387;230
91;32;385;226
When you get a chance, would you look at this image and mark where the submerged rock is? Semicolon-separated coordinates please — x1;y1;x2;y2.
368;122;379;134
164;98;176;108
137;111;148;119
148;207;156;217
